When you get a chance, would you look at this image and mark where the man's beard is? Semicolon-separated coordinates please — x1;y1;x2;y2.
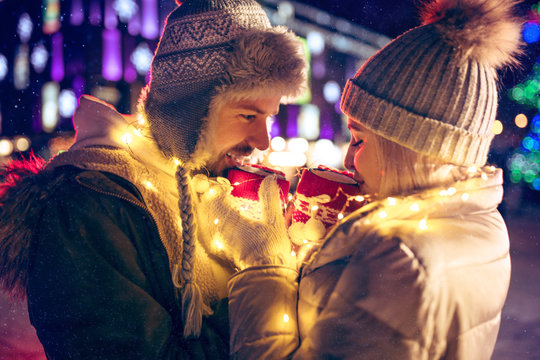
204;144;254;177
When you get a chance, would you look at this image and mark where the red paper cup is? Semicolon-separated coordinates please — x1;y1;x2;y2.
291;166;365;228
227;164;290;209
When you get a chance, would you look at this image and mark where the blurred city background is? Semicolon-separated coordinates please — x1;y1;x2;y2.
0;0;539;358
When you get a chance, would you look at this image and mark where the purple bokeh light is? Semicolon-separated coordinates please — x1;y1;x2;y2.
102;29;122;81
89;0;102;26
141;0;159;39
70;0;84;26
104;0;118;30
286;106;299;138
51;32;64;82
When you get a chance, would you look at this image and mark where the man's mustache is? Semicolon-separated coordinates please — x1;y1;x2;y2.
227;145;254;157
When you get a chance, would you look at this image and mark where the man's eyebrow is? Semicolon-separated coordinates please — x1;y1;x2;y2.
234;104;279;116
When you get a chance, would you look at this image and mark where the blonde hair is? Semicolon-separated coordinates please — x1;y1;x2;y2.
373;134;471;199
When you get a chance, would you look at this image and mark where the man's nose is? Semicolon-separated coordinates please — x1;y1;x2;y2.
248;122;270;151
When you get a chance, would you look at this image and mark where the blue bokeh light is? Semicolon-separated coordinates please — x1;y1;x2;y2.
523;22;540;44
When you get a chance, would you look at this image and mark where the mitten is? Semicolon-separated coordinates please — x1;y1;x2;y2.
198;176;295;270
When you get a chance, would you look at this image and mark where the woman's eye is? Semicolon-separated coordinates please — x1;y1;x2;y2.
351;139;364;147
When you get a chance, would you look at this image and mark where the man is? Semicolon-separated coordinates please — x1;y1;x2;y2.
0;0;307;358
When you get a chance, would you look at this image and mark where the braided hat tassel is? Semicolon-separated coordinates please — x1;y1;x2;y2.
176;165;210;338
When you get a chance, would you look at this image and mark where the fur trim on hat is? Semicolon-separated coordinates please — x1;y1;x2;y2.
420;0;523;68
217;26;308;103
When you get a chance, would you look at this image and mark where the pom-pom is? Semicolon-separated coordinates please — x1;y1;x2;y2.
304;218;326;241
288;218;326;245
419;0;522;69
191;174;210;193
288;222;306;246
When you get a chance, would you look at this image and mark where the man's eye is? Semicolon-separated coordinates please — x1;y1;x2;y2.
241;114;257;121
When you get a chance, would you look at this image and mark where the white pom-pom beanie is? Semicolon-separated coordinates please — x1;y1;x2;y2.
340;0;523;166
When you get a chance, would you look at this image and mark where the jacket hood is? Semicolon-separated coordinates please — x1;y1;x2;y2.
0;156;56;299
70;95;177;177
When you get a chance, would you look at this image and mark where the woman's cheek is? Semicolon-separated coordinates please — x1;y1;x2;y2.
353;145;365;170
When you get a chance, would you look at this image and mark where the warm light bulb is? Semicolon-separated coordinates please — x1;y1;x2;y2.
121;132;133;144
214;218;219;225
132;128;142;137
461;193;470;201
283;314;290;323
388;197;396;206
355;195;364;202
215;240;223;250
137;114;146;125
379;211;387;218
419;218;428;230
467;166;477;173
144;181;155;191
291;251;296;257
337;213;344;220
410;203;419;212
447;187;456;196
209;188;216;196
311;205;319;211
303;239;308;244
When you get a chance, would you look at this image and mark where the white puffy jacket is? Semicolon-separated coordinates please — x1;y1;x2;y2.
228;169;510;359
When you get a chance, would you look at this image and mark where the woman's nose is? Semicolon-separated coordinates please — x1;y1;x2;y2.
344;145;355;171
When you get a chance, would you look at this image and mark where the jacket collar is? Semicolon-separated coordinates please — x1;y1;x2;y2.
304;168;504;273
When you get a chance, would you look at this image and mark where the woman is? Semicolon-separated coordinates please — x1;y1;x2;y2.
200;0;521;358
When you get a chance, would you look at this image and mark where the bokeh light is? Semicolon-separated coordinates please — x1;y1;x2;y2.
0;139;14;157
515;113;528;128
0;53;7;81
523;22;540;44
58;89;77;118
307;31;325;56
271;136;286;151
491;120;503;135
17;13;33;43
113;0;138;22
14;136;31;152
323;81;341;103
31;43;48;73
131;42;153;75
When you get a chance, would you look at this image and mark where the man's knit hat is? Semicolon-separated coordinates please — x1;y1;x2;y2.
140;0;307;168
340;0;522;166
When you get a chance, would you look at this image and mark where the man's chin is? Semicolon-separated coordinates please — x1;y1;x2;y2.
204;155;237;178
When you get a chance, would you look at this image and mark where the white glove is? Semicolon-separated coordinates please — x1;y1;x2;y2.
197;176;295;270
